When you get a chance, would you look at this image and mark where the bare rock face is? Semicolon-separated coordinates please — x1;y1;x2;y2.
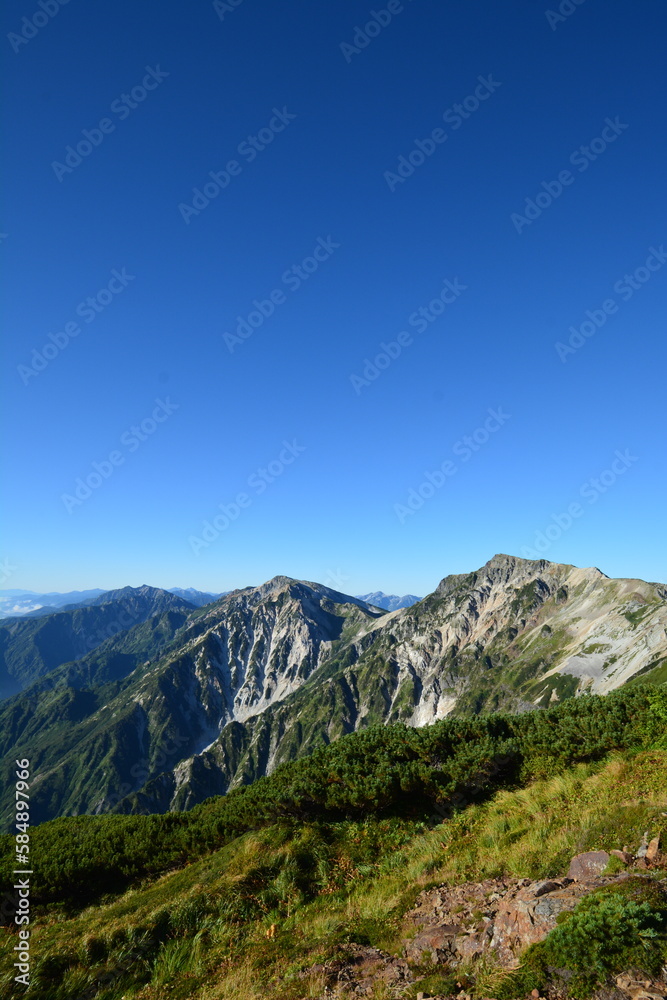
307;865;667;997
567;850;611;880
404;876;511;966
491;878;598;966
404;871;645;970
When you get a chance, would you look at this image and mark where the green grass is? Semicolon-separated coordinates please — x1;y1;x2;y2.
629;657;667;688
2;749;666;1000
2;686;666;999
624;604;657;627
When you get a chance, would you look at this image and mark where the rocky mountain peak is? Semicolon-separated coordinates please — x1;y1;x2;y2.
479;552;555;581
264;574;296;589
3;554;666;827
433;553;548;597
435;554;607;599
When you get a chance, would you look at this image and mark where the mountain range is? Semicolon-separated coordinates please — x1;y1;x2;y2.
0;588;106;618
0;585;198;700
355;591;421;611
0;588;414;620
1;553;665;831
0;586;221;619
166;587;224;606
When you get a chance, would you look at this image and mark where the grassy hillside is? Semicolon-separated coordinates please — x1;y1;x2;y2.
1;752;665;998
1;686;666;999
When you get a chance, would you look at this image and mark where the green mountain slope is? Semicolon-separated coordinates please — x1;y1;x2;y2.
0;580;382;827
1;686;666;1000
1;556;666;830
0;586;196;699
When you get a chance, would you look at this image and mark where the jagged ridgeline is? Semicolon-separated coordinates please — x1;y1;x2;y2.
1;555;666;829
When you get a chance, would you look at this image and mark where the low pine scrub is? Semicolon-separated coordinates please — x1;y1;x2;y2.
1;748;666;999
1;685;665;917
495;877;667;998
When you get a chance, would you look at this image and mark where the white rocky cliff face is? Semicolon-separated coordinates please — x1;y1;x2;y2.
140;555;666;813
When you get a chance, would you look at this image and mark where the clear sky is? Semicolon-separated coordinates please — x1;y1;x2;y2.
2;0;666;596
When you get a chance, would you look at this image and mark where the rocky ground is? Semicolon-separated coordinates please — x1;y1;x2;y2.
305;838;667;1000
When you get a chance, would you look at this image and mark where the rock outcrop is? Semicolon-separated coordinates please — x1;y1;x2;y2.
567;850;611;880
304;863;667;998
404;871;663;971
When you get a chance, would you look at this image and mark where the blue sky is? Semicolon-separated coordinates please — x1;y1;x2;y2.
2;0;666;596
